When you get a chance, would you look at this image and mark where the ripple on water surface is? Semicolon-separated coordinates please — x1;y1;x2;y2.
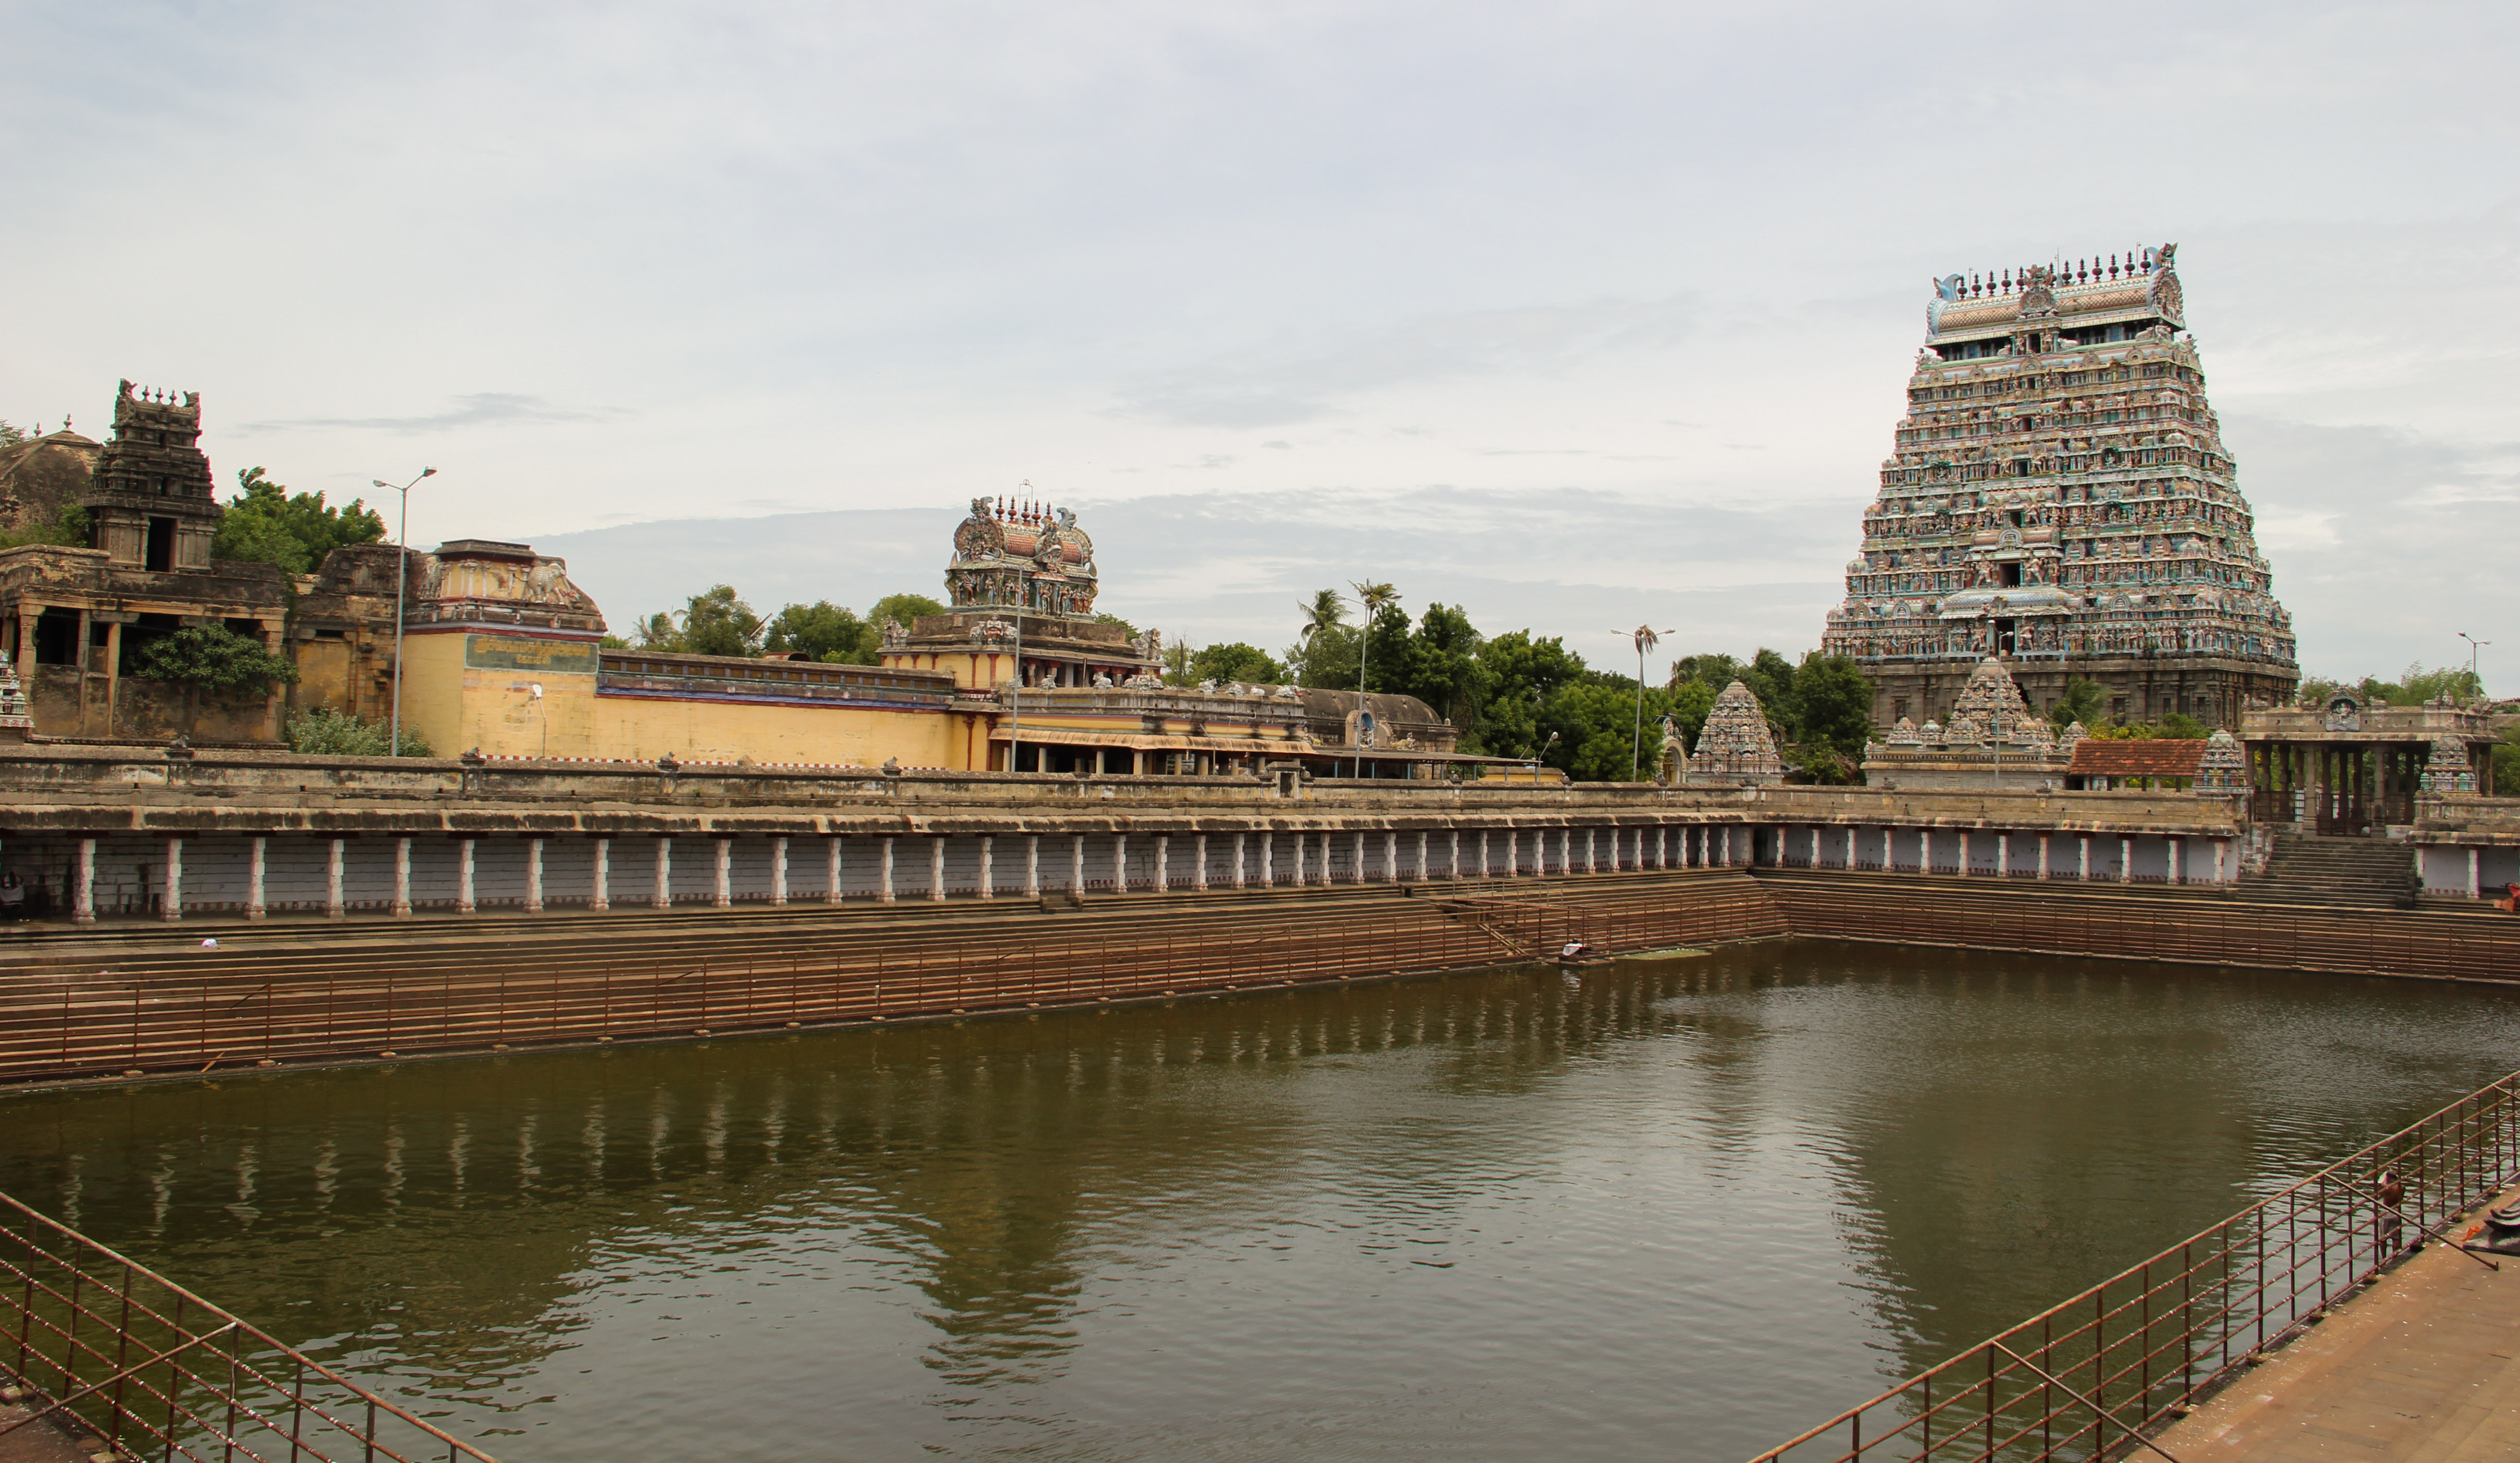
6;942;2519;1463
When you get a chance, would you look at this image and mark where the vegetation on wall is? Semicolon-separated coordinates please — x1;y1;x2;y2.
212;468;386;574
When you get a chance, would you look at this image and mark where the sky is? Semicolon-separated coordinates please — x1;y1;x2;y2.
5;1;2515;686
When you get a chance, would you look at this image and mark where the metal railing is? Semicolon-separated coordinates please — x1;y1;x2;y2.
0;1191;495;1463
1749;1070;2520;1463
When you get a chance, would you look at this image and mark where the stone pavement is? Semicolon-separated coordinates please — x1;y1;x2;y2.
2156;1183;2520;1462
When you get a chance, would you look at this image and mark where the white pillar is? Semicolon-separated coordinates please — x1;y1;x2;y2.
2470;847;2483;899
1449;830;1461;879
1320;832;1334;886
161;836;183;922
711;837;733;908
1194;834;1208;891
2078;835;2090;881
246;835;267;921
1559;828;1572;875
653;838;672;910
928;837;946;901
1720;828;1732;866
1585;828;1597;874
591;837;610;911
2214;838;2229;885
392;836;412;918
2169;838;2183;885
1026;835;1041;897
769;836;787;906
527;837;546;912
978;835;995;900
1477;829;1488;878
1920;829;1932;874
1959;831;1972;877
2036;833;2049;881
73;837;95;925
1232;833;1246;889
1291;833;1304;886
825;837;843;904
1384;831;1397;883
1114;834;1129;892
1845;826;1856;871
1657;827;1668;870
1415;831;1427;882
1071;834;1085;892
2120;837;2134;884
1155;835;1169;893
1260;831;1274;888
1505;830;1519;877
878;837;896;903
458;837;478;914
1997;833;2009;879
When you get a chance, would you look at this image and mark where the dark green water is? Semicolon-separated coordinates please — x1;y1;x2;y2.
4;941;2517;1463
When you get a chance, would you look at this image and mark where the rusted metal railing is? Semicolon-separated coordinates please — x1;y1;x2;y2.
1749;1070;2520;1463
0;1190;495;1463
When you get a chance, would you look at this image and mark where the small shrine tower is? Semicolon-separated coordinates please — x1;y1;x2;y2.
85;381;224;573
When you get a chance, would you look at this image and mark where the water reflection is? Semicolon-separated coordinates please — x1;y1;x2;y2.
4;944;2516;1461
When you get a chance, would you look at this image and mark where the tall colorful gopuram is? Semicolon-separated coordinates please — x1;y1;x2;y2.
1820;244;2298;731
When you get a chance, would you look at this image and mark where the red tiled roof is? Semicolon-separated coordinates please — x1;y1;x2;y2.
2068;739;2207;777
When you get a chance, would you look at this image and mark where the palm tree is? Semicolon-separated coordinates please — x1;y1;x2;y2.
1294;589;1346;680
1349;581;1399;777
1628;624;1672;779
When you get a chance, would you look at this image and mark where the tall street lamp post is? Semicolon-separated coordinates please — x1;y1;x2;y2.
373;469;436;756
2459;632;2490;699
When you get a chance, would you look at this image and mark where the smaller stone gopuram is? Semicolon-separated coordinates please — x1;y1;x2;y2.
1689;680;1786;786
1862;657;2071;790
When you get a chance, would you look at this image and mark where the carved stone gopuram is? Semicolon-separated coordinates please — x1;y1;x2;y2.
1822;245;2299;732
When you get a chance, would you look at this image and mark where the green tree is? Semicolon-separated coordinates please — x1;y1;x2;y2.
0;502;90;550
1389;603;1491;725
2048;677;2108;731
631;612;682;652
1788;652;1875;761
0;421;27;447
1470;631;1589;758
1162;637;1195;686
212;467;386;574
285;705;429;757
764;600;875;663
135;624;298;730
670;585;763;657
1289;588;1348;683
1188;642;1285;684
870;593;948;634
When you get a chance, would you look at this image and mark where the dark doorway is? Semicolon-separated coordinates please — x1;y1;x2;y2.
144;518;175;572
32;608;79;665
2000;562;2023;587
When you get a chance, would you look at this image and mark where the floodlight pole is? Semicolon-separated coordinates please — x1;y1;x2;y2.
373;469;436;756
2459;632;2489;699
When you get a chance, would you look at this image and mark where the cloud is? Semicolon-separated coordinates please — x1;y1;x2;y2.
244;393;609;433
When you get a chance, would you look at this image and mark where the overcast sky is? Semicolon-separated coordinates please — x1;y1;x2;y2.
6;2;2514;685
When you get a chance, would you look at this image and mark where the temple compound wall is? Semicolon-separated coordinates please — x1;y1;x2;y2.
0;743;2259;926
1821;245;2300;730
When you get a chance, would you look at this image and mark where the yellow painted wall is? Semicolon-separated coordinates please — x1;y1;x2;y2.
585;696;966;768
399;628;602;759
407;629;970;766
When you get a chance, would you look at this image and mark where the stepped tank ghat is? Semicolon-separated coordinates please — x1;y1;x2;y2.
1821;245;2300;730
0;254;2518;1463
